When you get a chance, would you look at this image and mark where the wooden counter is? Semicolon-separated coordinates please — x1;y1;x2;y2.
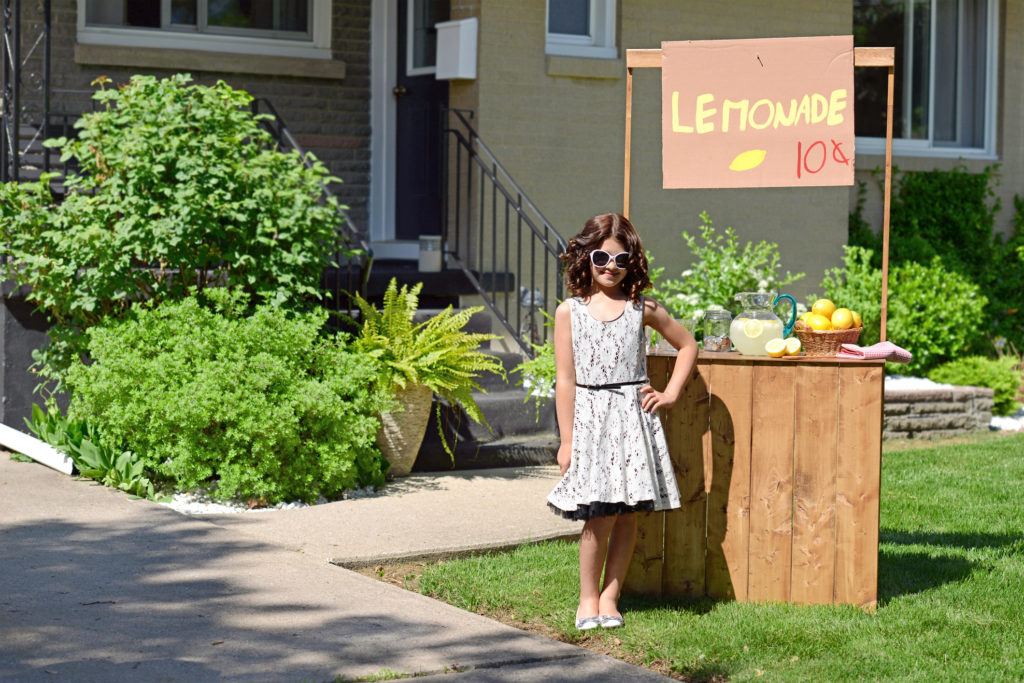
625;350;884;608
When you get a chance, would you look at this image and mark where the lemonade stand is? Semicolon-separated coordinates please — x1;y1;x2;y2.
621;38;895;609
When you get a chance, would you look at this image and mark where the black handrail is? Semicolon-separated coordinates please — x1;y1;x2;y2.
250;97;373;320
442;108;566;356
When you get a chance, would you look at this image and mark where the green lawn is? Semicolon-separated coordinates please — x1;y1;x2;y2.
410;432;1024;681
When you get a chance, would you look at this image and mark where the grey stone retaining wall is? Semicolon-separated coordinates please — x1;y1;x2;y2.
884;386;994;440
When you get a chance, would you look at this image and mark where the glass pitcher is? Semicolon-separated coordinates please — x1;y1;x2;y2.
730;292;797;356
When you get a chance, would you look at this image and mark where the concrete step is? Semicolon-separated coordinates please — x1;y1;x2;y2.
415;389;556;464
474;349;528;393
412;431;558;472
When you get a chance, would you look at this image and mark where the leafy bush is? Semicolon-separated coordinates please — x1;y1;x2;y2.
26;404;159;500
64;290;390;503
652;211;804;320
928;356;1023;416
0;73;348;388
850;165;1024;353
821;246;987;375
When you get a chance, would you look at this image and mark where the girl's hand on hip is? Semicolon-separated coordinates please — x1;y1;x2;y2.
557;443;572;476
638;385;677;413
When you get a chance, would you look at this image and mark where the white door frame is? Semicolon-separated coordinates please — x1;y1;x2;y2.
369;0;419;260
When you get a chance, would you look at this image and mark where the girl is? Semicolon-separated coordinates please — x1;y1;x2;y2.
547;212;698;630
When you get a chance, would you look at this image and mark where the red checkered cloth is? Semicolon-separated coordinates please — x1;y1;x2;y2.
834;341;913;363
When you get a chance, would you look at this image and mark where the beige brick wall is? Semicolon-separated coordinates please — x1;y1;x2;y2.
466;0;853;304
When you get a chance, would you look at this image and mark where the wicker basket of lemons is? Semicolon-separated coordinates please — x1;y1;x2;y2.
793;298;863;357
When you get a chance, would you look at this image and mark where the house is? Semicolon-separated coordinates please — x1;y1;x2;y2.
2;0;1019;432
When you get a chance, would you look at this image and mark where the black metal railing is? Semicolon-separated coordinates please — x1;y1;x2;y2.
443;108;566;356
251;97;373;320
1;0;51;186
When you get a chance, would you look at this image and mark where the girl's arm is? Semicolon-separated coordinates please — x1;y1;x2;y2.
553;300;576;476
639;297;698;413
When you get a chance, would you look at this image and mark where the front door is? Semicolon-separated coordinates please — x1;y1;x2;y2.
394;0;449;241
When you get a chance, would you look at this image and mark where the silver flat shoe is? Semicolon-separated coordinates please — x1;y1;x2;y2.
599;614;625;629
575;614;602;631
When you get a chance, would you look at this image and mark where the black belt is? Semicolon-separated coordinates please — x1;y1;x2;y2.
575;379;649;390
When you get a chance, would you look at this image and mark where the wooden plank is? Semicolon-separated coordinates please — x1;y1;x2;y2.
662;360;710;596
626;511;665;595
790;363;839;604
705;362;753;601
854;46;895;67
625;356;670;594
747;363;796;602
626;48;661;68
835;364;884;608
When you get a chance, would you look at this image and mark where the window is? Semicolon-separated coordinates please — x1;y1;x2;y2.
78;0;331;59
406;0;447;76
545;0;616;59
854;0;997;157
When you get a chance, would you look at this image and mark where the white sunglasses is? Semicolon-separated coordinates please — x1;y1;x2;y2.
589;249;630;269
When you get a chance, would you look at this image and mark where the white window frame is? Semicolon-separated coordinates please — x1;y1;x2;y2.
855;0;998;159
405;0;436;77
545;0;616;60
76;0;332;60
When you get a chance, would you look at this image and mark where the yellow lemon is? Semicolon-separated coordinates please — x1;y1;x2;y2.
765;338;787;358
807;313;832;331
811;298;836;320
831;308;854;330
729;149;767;172
851;310;863;328
799;311;814;324
743;319;764;338
784;337;802;355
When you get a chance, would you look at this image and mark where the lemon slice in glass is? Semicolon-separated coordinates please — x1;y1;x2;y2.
743;319;764;339
765;338;787;357
784;337;802;355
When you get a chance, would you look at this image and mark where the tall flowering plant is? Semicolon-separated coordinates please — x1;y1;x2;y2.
650;211;804;320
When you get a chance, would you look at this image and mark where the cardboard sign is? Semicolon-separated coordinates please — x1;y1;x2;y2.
661;36;855;189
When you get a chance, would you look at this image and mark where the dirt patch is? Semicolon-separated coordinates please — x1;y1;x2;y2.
357;562;706;681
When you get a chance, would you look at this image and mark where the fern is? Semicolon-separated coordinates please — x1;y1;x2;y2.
352;279;506;456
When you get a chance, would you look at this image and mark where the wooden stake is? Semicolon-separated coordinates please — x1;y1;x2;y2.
624;64;634;218
880;64;895;342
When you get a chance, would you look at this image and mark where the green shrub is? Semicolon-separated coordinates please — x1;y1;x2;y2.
821;246;987;375
849;165;1024;354
652;211;804;320
0;73;348;389
928;356;1023;416
64;290;390;503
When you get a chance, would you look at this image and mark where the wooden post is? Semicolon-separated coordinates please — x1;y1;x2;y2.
624;64;633;218
880;64;895;342
851;47;895;340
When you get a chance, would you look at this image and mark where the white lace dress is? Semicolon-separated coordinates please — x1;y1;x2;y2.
547;296;681;520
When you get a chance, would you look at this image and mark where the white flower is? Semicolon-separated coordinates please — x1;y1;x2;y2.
681;269;694;277
757;279;769;291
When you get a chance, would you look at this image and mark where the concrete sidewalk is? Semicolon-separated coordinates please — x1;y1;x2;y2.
0;454;670;682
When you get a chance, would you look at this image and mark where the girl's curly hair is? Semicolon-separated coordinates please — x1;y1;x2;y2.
561;213;651;303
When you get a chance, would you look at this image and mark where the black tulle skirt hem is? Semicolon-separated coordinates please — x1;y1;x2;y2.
547;499;656;521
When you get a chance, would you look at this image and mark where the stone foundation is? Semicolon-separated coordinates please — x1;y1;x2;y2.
883;385;994;439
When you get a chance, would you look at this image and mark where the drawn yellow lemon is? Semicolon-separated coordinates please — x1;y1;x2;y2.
729;149;767;172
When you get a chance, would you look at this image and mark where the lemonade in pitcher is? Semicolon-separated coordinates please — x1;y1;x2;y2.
730;292;797;356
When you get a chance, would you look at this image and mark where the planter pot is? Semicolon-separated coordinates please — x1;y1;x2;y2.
375;384;434;476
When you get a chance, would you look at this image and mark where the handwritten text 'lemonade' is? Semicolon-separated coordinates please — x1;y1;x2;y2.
670;89;848;134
